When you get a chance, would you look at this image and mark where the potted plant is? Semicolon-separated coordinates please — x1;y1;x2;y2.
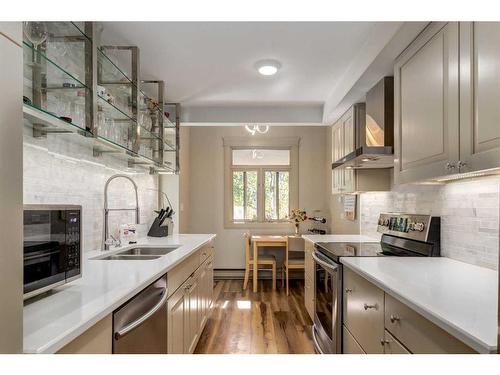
289;208;307;235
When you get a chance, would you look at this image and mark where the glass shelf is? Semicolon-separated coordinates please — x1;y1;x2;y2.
23;103;91;136
23;41;90;131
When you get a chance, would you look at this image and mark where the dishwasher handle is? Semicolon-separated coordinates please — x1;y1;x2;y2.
114;287;168;340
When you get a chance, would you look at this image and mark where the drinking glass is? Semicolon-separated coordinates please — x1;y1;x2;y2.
23;22;48;49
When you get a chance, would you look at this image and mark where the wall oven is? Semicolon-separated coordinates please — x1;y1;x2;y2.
24;205;82;299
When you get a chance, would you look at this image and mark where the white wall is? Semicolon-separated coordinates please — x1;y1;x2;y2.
187;126;328;269
0;23;23;353
24;133;158;252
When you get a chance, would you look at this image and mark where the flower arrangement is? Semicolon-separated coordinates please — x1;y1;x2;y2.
289;208;307;235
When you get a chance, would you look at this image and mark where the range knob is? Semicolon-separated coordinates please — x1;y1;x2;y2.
412;222;425;232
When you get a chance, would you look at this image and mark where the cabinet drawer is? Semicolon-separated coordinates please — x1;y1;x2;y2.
384;293;476;353
343;268;385;354
199;242;214;265
343;325;365;354
383;330;410;354
167;250;200;297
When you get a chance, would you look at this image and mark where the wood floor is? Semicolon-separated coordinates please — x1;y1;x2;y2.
194;279;315;354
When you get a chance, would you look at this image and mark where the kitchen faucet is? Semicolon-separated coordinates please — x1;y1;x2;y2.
102;174;140;250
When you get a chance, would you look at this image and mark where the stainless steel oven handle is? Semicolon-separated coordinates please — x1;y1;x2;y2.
312;251;338;272
312;326;325;354
114;287;168;340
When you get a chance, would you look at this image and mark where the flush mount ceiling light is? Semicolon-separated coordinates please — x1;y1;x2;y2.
245;124;269;135
255;59;281;76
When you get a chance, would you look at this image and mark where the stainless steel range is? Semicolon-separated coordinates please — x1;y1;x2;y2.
311;213;440;354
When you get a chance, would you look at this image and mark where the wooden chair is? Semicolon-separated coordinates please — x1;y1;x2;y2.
242;232;277;290
283;236;305;295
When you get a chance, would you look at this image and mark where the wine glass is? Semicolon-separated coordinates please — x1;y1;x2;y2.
23;22;48;50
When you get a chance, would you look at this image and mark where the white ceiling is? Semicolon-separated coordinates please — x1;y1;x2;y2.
100;22;407;124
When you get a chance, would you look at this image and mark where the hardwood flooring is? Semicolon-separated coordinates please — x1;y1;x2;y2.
194;279;315;354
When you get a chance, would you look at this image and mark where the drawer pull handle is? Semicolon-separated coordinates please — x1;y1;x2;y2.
364;303;377;310
390;314;400;323
345;288;353;293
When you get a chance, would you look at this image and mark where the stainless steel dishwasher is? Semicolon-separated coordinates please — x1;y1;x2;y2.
113;275;168;354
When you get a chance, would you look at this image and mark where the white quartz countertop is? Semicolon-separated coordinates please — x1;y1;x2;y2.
23;234;216;354
302;234;380;243
340;257;498;353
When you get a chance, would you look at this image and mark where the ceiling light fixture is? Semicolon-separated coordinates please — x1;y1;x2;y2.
245;124;269;135
255;59;281;76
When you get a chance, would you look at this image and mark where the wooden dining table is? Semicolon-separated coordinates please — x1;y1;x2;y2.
250;235;288;292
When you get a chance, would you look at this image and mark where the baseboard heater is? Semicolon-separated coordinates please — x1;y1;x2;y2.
214;268;304;280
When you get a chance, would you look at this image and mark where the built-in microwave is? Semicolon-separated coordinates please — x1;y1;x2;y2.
23;205;82;299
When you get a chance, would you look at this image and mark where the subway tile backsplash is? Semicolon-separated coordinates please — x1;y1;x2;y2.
360;176;500;270
23;130;158;252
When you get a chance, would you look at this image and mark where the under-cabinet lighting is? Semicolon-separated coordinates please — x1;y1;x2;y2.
434;167;500;182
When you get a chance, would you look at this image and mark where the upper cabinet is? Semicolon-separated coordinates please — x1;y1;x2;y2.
394;21;500;184
394;22;460;184
331;104;390;194
459;22;500;172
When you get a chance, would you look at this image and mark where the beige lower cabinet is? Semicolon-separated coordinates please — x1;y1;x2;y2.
342;325;365;354
167;246;214;354
343;268;385;354
382;330;410;354
57;315;112;354
342;268;477;354
384;293;476;354
304;240;315;320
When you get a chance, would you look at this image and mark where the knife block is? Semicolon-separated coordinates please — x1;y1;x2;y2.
147;217;169;237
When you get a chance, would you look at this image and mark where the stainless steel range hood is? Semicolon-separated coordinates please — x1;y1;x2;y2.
332;77;394;170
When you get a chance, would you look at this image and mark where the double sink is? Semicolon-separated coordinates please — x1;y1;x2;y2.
95;246;180;261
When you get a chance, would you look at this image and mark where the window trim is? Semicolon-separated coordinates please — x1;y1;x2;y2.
223;136;299;229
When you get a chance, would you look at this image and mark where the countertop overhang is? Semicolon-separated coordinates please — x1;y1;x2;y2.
23;234;216;354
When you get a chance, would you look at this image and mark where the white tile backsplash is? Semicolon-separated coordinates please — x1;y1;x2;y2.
360;177;500;270
23;130;158;252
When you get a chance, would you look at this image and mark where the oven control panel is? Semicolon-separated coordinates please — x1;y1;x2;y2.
377;213;439;243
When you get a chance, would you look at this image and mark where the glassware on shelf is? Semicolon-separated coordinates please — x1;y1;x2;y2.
23;22;48;49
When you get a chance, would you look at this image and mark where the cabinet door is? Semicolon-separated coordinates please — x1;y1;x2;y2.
383;330;411;354
342;109;355;156
206;257;214;310
394;22;460;184
342;325;365;354
331;122;344;194
186;275;200;353
343;268;385;354
304;240;315;320
198;263;208;329
460;22;500;172
167;283;189;354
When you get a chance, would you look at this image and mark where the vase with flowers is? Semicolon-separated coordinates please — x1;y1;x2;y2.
289;208;307;235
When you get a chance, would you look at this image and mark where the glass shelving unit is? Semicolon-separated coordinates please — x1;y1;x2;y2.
22;21;179;173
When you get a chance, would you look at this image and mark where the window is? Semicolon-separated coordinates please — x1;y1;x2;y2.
264;170;289;221
224;138;299;228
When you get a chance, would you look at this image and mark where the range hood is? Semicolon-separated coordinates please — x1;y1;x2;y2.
332;77;394;169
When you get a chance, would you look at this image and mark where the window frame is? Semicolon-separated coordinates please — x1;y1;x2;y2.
223;136;299;229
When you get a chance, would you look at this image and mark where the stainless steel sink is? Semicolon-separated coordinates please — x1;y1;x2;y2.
116;247;179;256
98;254;162;261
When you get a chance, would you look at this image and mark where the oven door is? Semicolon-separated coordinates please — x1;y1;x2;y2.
312;250;341;354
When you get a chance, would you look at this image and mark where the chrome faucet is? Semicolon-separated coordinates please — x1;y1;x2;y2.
102;174;140;250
